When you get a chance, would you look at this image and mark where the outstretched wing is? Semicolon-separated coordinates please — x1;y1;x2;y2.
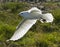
8;19;37;41
28;7;42;14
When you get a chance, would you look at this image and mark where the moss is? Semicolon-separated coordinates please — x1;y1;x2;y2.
0;2;60;47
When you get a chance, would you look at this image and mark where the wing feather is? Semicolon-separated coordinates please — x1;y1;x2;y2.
28;7;42;14
9;19;37;41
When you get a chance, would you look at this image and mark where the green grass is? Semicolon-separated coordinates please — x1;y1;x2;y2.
0;2;60;47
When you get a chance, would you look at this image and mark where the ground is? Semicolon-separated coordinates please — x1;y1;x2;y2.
0;2;60;47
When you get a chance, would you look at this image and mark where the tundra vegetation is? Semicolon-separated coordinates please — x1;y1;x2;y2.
0;2;60;47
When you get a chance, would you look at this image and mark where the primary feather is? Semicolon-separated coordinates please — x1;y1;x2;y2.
8;19;37;41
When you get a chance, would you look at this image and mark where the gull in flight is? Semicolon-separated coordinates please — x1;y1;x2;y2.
7;7;54;41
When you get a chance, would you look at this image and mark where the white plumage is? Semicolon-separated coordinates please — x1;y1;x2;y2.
9;19;37;41
7;7;54;41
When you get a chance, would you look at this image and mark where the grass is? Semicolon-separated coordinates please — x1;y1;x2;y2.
0;2;60;47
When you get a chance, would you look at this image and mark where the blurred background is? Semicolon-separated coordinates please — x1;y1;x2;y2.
0;0;60;47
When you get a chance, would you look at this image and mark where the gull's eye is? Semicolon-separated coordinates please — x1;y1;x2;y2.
21;13;23;14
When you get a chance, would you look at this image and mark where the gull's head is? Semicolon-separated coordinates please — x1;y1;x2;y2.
19;11;29;17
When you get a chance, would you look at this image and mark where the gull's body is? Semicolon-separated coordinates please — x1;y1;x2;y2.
20;8;42;19
7;7;54;41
